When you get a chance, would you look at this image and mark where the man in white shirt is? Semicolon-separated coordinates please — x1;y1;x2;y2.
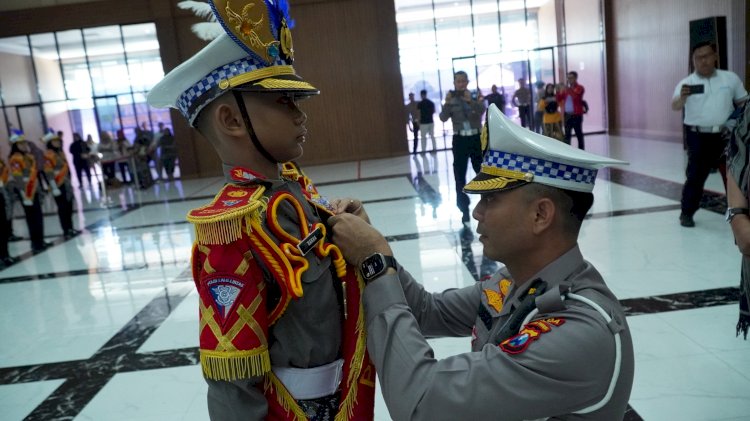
672;41;748;227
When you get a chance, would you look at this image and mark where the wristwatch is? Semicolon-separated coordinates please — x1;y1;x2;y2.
360;253;397;282
726;207;749;223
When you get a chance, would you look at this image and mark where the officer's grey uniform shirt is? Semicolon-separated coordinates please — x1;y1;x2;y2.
439;96;485;132
206;166;342;420
363;246;634;421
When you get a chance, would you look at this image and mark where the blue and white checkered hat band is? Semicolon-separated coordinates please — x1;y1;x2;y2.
177;55;287;124
484;150;597;185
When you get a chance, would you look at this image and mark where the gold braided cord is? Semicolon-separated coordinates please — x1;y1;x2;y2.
253;78;317;90
480;165;534;181
221;65;296;89
263;373;308;420
248;219;303;298
200;347;271;381
464;177;513;191
334;272;369;421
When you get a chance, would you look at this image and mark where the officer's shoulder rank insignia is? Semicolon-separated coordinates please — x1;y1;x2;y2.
482;278;511;314
499;317;565;355
188;183;267;245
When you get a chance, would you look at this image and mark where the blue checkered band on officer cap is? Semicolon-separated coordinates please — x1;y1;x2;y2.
464;104;627;194
483;150;598;186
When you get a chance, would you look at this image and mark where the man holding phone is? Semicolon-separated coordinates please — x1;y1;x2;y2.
671;41;747;227
439;71;486;229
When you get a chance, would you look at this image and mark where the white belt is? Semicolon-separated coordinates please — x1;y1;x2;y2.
272;359;344;400
688;125;722;133
458;129;479;136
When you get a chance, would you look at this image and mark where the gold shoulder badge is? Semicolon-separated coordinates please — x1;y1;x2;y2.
188;184;267;245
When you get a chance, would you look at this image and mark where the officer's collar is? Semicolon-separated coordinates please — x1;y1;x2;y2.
223;163;287;188
499;245;584;315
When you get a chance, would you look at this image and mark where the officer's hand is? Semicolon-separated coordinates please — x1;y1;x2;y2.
330;198;370;223
463;90;471;103
445;91;453;102
680;84;691;99
328;213;392;266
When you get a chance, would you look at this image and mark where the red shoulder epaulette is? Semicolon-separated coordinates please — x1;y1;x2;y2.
187;183;266;245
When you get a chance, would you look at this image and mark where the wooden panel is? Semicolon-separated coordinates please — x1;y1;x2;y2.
291;0;407;166
606;0;746;142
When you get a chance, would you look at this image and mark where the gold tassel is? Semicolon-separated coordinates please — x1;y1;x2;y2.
264;372;308;420
334;272;369;421
200;349;271;381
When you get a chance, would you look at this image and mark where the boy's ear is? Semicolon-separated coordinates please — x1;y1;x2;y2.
213;102;245;137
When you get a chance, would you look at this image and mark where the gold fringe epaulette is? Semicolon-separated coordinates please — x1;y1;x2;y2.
201;348;271;381
187;184;267;245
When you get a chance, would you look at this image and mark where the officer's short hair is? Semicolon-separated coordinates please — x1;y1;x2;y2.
454;70;468;79
522;184;593;236
691;41;717;56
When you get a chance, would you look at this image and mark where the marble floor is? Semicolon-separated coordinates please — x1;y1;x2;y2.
1;133;748;421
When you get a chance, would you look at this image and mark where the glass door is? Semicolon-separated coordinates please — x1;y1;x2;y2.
528;46;557;133
16;104;46;145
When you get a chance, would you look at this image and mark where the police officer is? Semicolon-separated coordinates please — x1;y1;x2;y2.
43;130;80;239
329;104;635;420
9;130;51;253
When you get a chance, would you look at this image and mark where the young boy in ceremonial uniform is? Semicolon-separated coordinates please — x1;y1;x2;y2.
8;130;51;253
0;156;18;267
146;1;375;419
42;130;80;239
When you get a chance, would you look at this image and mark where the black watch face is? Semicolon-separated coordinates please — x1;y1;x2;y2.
362;255;386;280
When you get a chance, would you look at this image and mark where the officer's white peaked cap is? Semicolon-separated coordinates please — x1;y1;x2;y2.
464;104;628;194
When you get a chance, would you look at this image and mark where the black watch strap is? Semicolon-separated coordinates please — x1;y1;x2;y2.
360;253;397;282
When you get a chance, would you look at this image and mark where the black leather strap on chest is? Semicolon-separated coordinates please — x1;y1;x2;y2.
492;278;547;345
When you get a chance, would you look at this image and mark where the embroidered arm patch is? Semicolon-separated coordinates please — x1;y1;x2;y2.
499;317;565;355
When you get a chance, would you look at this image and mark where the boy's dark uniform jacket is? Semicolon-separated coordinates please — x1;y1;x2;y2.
187;161;375;420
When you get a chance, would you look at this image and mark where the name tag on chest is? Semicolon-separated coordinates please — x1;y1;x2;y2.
297;226;324;256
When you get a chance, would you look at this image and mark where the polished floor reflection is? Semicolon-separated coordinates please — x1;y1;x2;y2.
1;134;748;421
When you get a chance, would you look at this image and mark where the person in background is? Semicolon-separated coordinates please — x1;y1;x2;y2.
512;77;531;128
484;84;507;121
0;155;18;268
69;132;92;189
97;131;118;186
417;90;436;153
42;131;80;239
538;83;563;141
533;80;546;134
439;70;485;229
726;101;750;339
115;130;134;184
8;130;51;253
150;122;166;180
671;41;748;228
157;127;178;181
328;105;634;420
133;128;154;189
406;92;421;153
560;71;586;149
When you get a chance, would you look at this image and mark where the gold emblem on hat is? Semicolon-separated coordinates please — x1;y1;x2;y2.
217;0;280;63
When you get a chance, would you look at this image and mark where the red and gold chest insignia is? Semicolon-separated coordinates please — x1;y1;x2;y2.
499;317;565;355
483;278;511;313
